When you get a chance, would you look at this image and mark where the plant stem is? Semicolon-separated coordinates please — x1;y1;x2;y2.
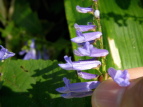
93;0;107;76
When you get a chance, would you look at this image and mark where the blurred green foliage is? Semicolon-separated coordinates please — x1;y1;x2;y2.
0;0;72;61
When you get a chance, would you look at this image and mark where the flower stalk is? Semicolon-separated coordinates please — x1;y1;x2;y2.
56;0;130;99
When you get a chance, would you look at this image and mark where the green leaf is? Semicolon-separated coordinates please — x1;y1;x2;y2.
12;1;43;35
99;0;143;69
65;0;143;70
0;60;91;107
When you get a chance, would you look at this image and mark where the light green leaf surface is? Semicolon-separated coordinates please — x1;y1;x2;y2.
99;0;143;69
0;60;91;107
65;0;143;70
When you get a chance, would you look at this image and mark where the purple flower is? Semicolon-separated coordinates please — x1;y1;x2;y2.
77;70;98;79
74;23;96;32
71;31;102;43
22;49;36;60
19;39;37;60
74;42;108;57
108;68;130;87
0;45;15;60
56;77;100;93
58;55;101;70
61;91;93;98
76;5;93;13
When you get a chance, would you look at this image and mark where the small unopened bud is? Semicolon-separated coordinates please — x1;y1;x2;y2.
94;10;100;18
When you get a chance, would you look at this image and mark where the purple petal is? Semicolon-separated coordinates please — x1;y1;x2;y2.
74;42;108;57
108;68;130;87
0;45;15;60
19;50;26;55
56;77;100;93
58;56;101;70
23;49;36;60
74;23;96;32
73;60;101;70
83;32;102;41
76;5;93;13
64;55;72;65
61;91;93;98
71;31;102;43
77;70;98;79
30;39;35;48
78;40;95;46
91;48;109;57
76;30;84;37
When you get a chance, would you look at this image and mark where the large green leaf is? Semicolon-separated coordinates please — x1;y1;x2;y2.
0;60;91;107
99;0;143;69
64;0;143;70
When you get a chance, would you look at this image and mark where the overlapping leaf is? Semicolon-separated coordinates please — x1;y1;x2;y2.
0;60;91;107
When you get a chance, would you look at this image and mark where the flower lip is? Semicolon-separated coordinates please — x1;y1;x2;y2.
76;5;93;13
0;45;15;60
71;31;102;43
77;70;98;79
74;42;109;57
58;55;101;70
56;77;100;93
74;23;96;32
108;67;130;87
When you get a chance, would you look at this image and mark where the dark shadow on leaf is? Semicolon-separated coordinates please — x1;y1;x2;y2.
32;61;58;77
0;60;91;107
115;0;131;10
102;12;143;26
138;0;143;9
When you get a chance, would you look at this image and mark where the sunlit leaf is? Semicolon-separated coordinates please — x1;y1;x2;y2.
0;60;91;107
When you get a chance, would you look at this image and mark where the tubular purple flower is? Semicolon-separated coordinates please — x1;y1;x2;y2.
74;42;109;57
76;5;93;13
74;23;96;32
19;39;37;60
61;91;93;98
23;49;36;60
58;55;101;70
71;31;102;43
77;70;98;79
56;77;100;93
0;45;15;60
108;68;130;87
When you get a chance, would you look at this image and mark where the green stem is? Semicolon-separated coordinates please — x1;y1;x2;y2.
93;0;107;76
